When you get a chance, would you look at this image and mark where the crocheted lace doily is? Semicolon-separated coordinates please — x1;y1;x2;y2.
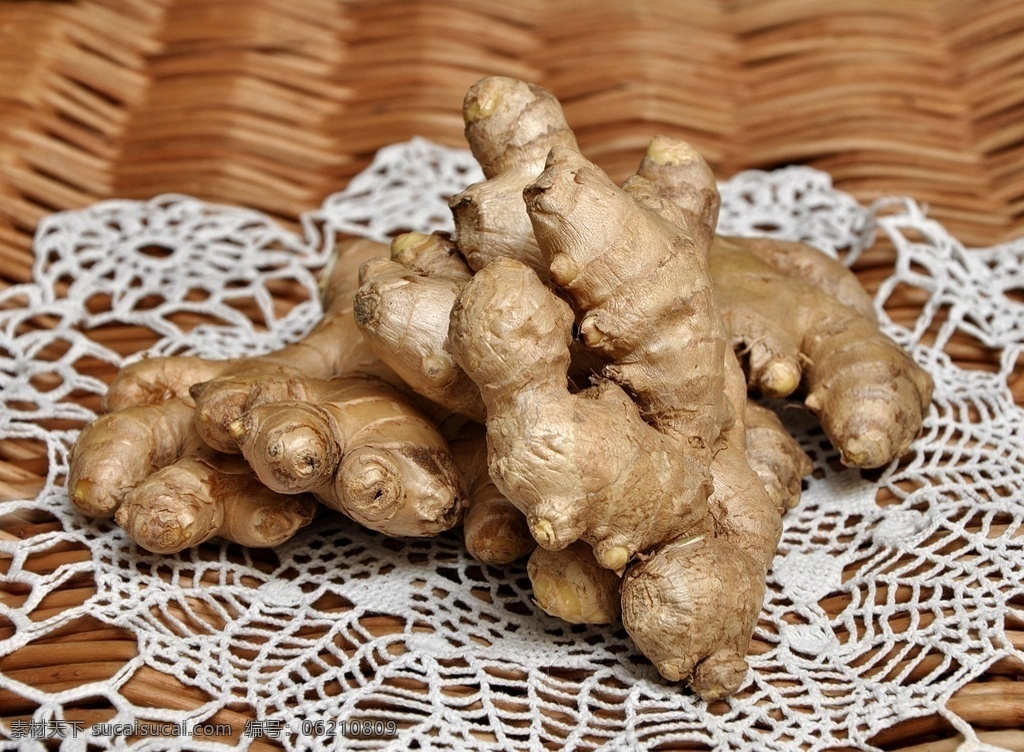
2;138;1023;752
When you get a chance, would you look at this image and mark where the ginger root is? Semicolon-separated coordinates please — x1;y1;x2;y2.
450;257;717;566
635;133;934;469
450;423;534;566
528;542;622;625
353;233;485;421
451;76;578;276
69;238;466;547
69;399;317;553
346;78;926;697
116;450;317;554
223;374;464;537
519;146;781;699
711;234;933;468
66;74;935;703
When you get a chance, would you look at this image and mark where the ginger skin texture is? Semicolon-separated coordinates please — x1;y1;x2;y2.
635;134;934;469
69;238;466;547
224;374;464;537
528;542;622;625
349;79;925;697
743;400;813;512
69;399;317;553
354;233;486;422
450;76;578;276
448;252;780;700
520;147;781;700
448;258;713;571
450;423;535;566
710;235;933;468
527;147;733;456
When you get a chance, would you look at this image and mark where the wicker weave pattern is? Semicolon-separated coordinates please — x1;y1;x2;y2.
2;0;1024;288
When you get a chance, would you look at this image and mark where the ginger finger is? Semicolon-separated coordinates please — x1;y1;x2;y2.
463;493;533;566
116;452;317;554
711;235;933;468
451;76;578;277
628;155;811;509
743;400;813;512
104;237;395;451
710;234;882;400
528;542;621;625
620;535;764;699
229;375;465;538
634;134;931;468
524;144;781;699
68;398;317;550
635;133;873;322
102;358;227;413
526;146;731;454
68;399;203;517
635;134;720;251
737;236;877;321
390;231;473;281
450;424;534;566
629;137;801;400
448;258;711;571
353;256;486;421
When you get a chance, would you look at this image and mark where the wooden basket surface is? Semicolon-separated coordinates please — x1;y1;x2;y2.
2;0;1023;749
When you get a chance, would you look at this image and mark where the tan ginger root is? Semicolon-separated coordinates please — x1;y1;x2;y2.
449;423;534;566
449;258;714;571
453;75;929;476
743;400;813;512
354;232;623;566
634;134;720;252
521;401;806;626
224;374;464;537
99;238;395;448
634;134;933;469
521;147;781;699
356;231;607;414
359;234;810;516
354;233;486;421
69;238;466;546
69;399;316;552
450;76;578;276
523;404;804;626
389;230;473;282
710;235;933;468
528;542;622;625
362;233;807;568
448;256;771;700
449;78;813;506
621;143;813;513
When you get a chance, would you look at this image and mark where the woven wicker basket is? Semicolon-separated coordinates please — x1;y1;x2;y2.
2;0;1023;749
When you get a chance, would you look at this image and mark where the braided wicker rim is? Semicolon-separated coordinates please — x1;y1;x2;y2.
2;0;1024;749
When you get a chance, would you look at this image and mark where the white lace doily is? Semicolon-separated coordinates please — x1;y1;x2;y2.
2;138;1023;751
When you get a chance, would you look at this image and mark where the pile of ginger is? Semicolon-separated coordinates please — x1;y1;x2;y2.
68;77;933;701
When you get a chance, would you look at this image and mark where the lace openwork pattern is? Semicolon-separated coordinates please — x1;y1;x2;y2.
2;139;1023;751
